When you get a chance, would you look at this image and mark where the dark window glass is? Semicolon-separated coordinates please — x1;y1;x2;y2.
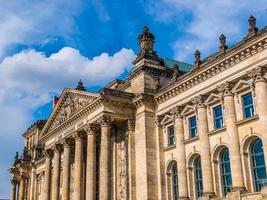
189;116;197;138
220;148;232;196
171;163;179;200
251;138;267;191
213;105;224;129
194;156;203;198
242;93;254;118
167;126;175;146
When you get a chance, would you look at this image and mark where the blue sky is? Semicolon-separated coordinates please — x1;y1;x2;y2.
0;0;267;197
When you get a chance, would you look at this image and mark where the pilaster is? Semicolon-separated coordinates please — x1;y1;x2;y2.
192;95;214;197
217;82;245;191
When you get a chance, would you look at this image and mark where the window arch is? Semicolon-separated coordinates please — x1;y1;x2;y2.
250;138;267;192
171;163;179;200
194;156;203;198
220;148;232;196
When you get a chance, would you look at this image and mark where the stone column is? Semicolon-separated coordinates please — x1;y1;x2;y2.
98;115;113;200
43;149;54;200
128;120;136;200
85;124;96;200
51;143;63;200
10;179;17;200
171;106;189;199
29;165;36;200
18;175;27;200
154;116;166;200
74;132;85;200
249;66;267;169
192;96;214;196
62;138;73;200
217;82;245;191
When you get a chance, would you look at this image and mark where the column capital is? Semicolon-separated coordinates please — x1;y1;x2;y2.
169;105;183;118
45;148;54;158
84;123;98;135
191;95;206;108
217;81;234;97
11;179;18;185
98;114;113;126
54;143;64;153
248;66;267;83
75;131;86;141
63;137;75;147
154;115;161;126
127;119;135;131
20;174;28;181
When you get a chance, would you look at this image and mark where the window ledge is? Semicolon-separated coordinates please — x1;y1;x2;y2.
163;144;176;151
236;115;258;125
208;126;226;136
184;136;199;144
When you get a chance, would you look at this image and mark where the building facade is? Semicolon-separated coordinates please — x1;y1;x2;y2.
9;16;267;200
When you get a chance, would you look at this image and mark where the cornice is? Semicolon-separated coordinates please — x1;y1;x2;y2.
117;65;172;91
155;29;267;104
133;93;155;108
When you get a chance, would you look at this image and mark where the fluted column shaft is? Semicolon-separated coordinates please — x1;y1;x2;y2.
174;112;189;199
99;115;112;200
223;93;245;190
43;149;53;200
196;101;214;195
10;179;17;200
29;166;36;200
18;175;26;200
251;67;267;169
74;133;84;200
85;125;96;200
51;144;63;200
62;139;72;200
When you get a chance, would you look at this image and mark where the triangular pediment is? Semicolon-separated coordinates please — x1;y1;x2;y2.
205;93;221;105
181;105;195;115
160;114;173;125
41;89;99;136
232;79;252;93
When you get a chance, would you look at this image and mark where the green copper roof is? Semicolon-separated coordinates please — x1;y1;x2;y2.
164;58;192;72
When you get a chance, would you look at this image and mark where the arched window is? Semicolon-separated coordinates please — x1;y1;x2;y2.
194;156;203;198
171;163;179;200
251;138;267;191
220;148;232;196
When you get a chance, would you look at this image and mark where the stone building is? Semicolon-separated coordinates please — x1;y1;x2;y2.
9;16;267;200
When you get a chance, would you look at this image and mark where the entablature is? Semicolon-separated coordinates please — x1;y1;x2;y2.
155;27;267;105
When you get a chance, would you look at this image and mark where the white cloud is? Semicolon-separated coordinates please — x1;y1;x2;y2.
146;0;267;62
0;47;135;197
0;0;82;58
